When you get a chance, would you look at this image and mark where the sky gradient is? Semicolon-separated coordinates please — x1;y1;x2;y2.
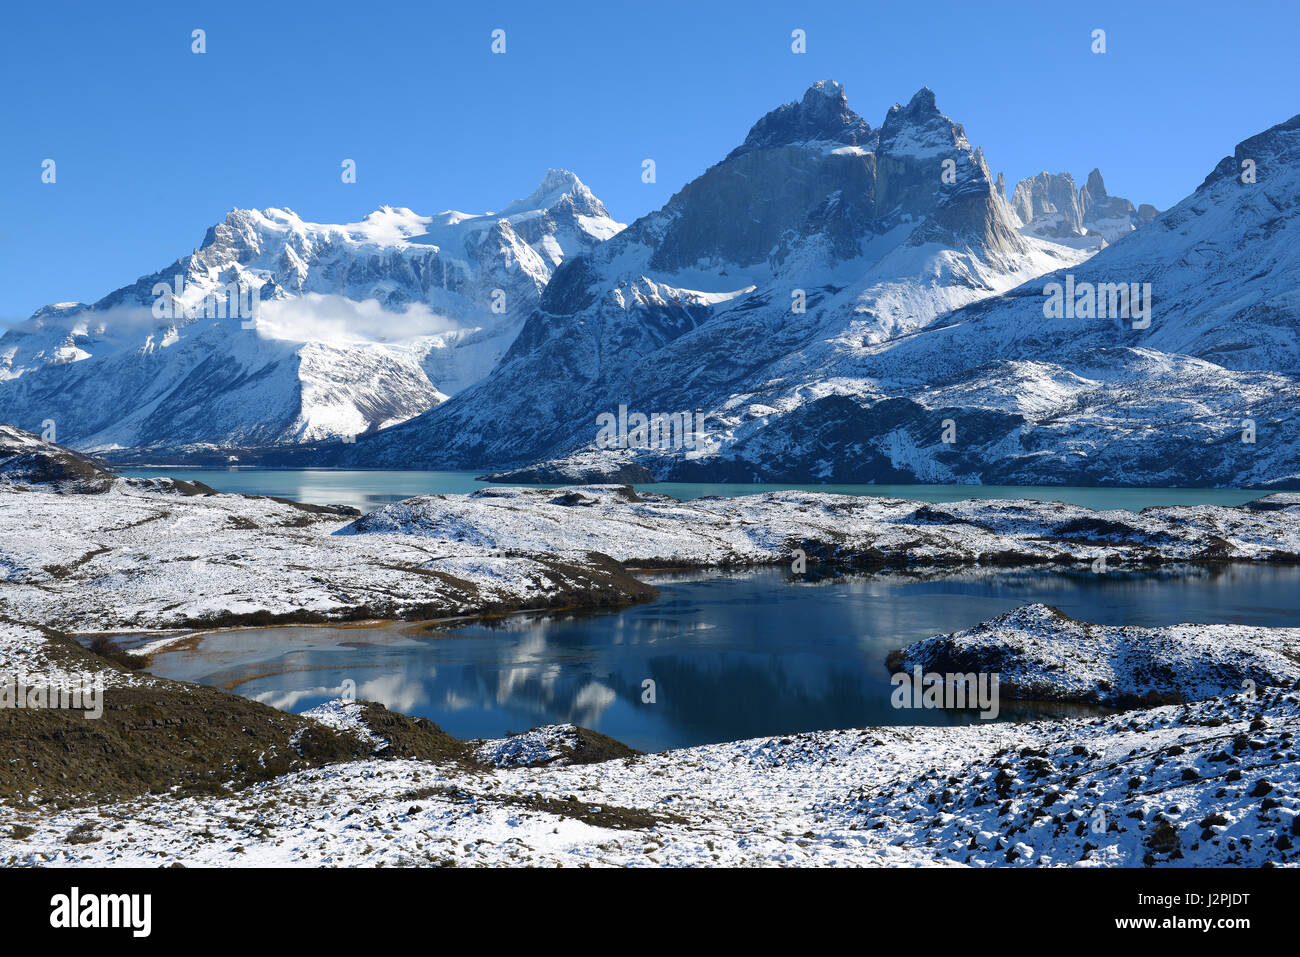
2;0;1297;321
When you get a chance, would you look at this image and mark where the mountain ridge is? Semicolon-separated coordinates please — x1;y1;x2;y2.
342;94;1299;489
0;171;623;457
307;82;1112;474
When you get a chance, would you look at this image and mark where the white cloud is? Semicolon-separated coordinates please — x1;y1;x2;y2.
255;293;464;345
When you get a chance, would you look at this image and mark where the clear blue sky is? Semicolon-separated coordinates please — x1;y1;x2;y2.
2;0;1297;322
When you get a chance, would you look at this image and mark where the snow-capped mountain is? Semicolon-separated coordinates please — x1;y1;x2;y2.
1010;168;1158;246
326;82;1092;472
631;111;1300;488
0;170;622;457
327;93;1300;490
795;110;1300;489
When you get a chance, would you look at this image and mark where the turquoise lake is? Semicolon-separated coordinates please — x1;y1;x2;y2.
116;467;1266;513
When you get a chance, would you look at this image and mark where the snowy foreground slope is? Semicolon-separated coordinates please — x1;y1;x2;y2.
0;171;621;457
3;687;1297;867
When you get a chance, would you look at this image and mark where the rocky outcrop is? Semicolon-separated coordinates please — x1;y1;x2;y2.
893;603;1300;707
0;424;116;493
1011;171;1088;241
1010;167;1157;245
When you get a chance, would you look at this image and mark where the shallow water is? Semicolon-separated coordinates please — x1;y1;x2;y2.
147;563;1300;753
116;467;1266;513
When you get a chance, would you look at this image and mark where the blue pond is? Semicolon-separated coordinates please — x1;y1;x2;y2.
147;563;1300;752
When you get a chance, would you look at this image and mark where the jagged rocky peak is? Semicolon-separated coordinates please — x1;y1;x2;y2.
499;168;610;219
1084;168;1108;199
627;81;1017;272
726;80;874;159
1013;167;1158;244
199;208;272;257
1011;171;1085;239
877;87;970;156
1079;167;1146;236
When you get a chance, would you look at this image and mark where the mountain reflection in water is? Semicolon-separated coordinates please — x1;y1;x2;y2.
145;563;1300;752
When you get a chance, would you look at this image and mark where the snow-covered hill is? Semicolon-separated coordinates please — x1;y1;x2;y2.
895;603;1300;707
8;684;1299;867
0;170;622;457
346;98;1299;489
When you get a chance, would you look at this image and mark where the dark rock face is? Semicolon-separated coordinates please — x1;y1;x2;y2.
662;396;1029;484
629;81;1001;274
643;145;882;271
0;425;116;493
725;80;874;160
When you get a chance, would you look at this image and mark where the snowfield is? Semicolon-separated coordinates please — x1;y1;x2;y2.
3;688;1297;867
347;485;1300;567
896;603;1300;707
3;476;1299;634
0;480;654;635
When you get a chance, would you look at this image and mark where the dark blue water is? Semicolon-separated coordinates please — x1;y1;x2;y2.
146;563;1300;752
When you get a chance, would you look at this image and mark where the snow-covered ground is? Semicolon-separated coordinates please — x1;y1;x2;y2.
4;449;1300;636
473;725;585;768
348;485;1300;567
896;603;1300;706
3;430;1299;867
3;478;1299;634
0;620;158;692
0;480;653;634
3;687;1296;867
